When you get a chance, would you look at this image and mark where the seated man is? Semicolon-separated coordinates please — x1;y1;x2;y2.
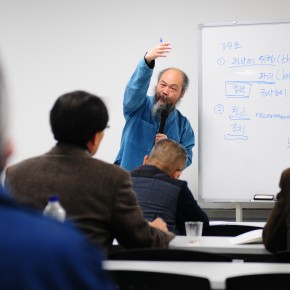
130;139;209;235
0;63;113;289
4;90;174;255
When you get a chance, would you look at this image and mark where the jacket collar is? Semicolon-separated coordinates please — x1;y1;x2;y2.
47;142;91;158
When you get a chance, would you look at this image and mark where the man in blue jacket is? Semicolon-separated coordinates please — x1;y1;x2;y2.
130;139;209;235
115;42;194;170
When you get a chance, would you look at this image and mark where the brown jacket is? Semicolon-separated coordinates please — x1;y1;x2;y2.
5;143;174;254
263;168;290;253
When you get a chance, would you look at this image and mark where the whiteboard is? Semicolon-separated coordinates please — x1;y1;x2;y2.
198;21;290;202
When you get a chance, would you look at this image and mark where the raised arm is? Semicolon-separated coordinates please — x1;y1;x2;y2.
123;42;172;118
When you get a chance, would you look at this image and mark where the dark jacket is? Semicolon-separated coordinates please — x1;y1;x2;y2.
4;143;174;254
130;165;209;235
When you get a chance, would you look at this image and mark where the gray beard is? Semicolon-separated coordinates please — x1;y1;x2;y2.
152;99;175;119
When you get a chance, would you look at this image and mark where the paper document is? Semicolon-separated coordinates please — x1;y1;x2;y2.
228;229;263;245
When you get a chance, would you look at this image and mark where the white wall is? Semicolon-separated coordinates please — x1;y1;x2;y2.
1;0;290;202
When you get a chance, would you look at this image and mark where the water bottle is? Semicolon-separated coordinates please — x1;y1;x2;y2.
43;195;66;222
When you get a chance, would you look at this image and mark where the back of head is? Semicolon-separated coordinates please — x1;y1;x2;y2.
50;90;109;147
148;139;187;176
278;168;290;201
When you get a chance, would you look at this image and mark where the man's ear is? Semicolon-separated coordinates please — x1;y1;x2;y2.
87;133;97;146
94;131;104;146
172;170;182;179
143;155;149;165
86;131;104;155
86;136;95;155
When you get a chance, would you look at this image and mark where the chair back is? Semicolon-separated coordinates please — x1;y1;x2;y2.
108;248;232;262
226;273;290;290
109;270;211;290
274;250;290;262
202;224;263;236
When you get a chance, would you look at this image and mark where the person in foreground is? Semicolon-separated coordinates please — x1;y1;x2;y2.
130;139;209;235
0;62;113;289
263;167;290;253
5;90;174;254
114;41;195;171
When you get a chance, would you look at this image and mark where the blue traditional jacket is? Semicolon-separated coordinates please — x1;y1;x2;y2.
115;58;195;170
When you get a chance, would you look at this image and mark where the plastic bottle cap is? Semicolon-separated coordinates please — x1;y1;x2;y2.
48;195;60;202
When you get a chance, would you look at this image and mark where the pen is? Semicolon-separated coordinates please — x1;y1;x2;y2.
160;37;163;44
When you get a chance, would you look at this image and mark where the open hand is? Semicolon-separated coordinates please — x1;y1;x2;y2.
145;42;171;63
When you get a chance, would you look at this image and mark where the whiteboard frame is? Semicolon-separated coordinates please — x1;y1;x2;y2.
198;19;290;203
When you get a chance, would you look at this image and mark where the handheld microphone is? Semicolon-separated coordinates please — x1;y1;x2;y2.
158;108;169;134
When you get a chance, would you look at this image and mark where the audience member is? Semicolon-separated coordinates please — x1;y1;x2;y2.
0;59;114;290
114;41;194;170
263;167;290;253
130;139;209;235
5;90;174;254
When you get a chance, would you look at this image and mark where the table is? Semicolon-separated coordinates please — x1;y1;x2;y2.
169;236;272;261
103;260;290;290
170;236;269;255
